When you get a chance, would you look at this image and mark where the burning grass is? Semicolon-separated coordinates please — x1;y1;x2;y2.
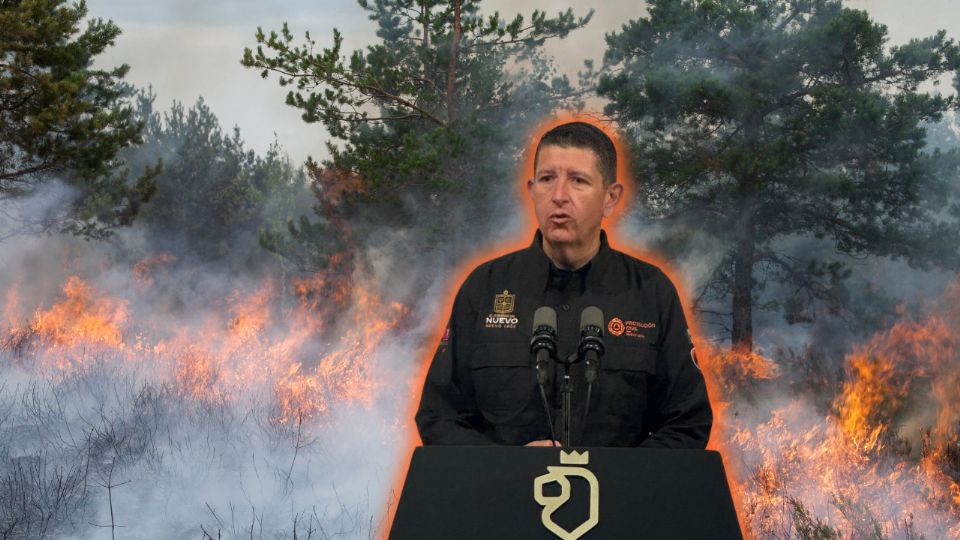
702;278;960;539
4;269;407;424
3;255;960;538
0;260;410;538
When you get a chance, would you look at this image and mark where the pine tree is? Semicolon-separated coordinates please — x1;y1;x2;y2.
0;0;159;237
243;0;592;276
125;92;306;266
599;0;960;351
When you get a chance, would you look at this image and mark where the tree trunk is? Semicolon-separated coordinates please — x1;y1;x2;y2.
731;200;755;353
420;1;431;84
421;1;430;49
445;0;461;124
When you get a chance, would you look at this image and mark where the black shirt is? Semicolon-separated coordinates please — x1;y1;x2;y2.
415;230;712;448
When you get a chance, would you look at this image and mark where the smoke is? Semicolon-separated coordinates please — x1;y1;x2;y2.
0;108;543;538
702;277;960;537
3;2;592;533
597;3;960;536
0;181;432;538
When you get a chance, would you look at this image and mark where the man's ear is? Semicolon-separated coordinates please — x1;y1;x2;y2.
526;178;534;196
603;183;624;217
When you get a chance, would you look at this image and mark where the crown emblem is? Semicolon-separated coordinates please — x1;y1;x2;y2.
535;450;600;539
559;450;589;465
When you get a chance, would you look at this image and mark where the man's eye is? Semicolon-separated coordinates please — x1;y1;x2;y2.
538;176;553;182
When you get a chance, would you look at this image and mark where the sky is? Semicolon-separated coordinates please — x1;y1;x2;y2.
86;0;960;166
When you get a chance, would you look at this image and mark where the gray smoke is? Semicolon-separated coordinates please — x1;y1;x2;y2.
0;182;434;538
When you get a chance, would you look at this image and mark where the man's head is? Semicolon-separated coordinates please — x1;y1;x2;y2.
527;121;624;268
533;122;617;186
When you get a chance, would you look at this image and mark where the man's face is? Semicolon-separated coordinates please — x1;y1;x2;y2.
528;144;622;251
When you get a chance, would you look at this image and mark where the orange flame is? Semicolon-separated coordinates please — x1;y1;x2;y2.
2;268;407;427
702;277;960;538
132;252;176;288
30;276;127;350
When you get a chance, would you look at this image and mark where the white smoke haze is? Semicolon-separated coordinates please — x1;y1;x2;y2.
0;185;430;538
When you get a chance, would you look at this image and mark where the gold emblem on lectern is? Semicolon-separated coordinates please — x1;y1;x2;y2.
534;450;599;540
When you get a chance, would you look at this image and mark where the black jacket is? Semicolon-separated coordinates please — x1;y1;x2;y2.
415;230;712;448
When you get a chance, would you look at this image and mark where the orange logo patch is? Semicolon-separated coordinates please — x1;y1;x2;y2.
608;317;625;336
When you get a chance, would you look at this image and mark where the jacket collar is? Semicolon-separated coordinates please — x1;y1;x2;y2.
520;229;615;294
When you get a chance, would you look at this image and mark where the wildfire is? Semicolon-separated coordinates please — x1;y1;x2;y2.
5;254;960;538
272;285;408;423
702;277;960;538
132;251;177;287
702;345;780;401
29;276;127;350
1;259;408;425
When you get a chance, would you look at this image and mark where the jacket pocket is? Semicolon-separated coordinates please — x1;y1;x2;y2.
595;344;656;419
602;344;657;372
470;342;537;417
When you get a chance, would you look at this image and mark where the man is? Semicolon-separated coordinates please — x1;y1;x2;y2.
415;121;712;448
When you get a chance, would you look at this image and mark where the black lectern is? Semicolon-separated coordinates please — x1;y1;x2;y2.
389;447;742;540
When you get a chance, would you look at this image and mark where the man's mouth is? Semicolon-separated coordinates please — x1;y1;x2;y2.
549;212;572;223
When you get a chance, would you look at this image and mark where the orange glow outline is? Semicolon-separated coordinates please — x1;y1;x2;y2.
382;113;746;538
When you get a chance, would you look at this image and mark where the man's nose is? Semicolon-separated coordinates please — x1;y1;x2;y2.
551;177;570;204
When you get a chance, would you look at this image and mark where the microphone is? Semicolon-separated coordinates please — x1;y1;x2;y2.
531;306;558;446
579;306;606;384
579;307;605;444
530;307;557;386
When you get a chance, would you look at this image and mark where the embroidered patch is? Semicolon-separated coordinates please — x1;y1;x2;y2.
608;317;625;336
493;290;515;314
485;289;519;329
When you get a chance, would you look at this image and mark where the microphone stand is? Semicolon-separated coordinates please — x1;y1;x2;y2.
559;351;579;449
535;354;558;447
560;364;573;449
